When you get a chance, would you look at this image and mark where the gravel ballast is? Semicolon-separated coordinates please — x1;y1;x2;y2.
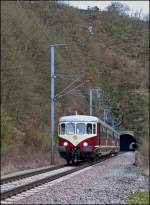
6;152;150;204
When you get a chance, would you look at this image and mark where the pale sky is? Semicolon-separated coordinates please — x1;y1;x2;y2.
64;1;149;17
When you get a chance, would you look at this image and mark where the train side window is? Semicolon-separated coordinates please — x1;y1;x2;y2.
93;124;96;134
100;126;106;138
107;130;113;138
60;123;65;135
110;130;113;138
87;123;92;134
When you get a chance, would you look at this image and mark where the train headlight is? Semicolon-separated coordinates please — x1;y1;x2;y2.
83;142;88;147
64;142;68;146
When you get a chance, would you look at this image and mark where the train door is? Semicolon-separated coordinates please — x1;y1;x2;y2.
97;123;100;145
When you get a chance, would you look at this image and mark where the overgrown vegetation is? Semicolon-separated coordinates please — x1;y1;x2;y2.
126;192;149;204
1;1;149;170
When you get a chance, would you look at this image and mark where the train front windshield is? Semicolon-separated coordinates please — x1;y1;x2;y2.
59;122;96;135
76;123;85;135
66;123;75;135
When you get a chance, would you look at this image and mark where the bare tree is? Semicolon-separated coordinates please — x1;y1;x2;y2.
106;1;129;16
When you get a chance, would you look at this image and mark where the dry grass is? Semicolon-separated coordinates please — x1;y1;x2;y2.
126;192;149;204
1;151;65;176
134;132;149;176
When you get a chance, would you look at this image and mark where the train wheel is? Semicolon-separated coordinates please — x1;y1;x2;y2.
71;159;75;164
95;154;99;161
66;158;70;165
90;154;96;163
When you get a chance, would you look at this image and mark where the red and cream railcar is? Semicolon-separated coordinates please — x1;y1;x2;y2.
58;115;120;164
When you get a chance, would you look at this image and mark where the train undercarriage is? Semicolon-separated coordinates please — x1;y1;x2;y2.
59;146;119;164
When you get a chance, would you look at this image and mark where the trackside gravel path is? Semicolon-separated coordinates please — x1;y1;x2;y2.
2;152;149;204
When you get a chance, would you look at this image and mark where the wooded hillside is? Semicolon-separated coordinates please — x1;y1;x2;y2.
1;1;149;170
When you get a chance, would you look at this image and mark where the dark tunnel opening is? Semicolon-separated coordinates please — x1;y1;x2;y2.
120;134;137;151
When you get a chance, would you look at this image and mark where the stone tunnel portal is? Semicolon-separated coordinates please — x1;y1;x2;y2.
120;133;137;151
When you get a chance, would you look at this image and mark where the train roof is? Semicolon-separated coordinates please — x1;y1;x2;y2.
59;115;120;135
99;119;119;135
59;115;99;122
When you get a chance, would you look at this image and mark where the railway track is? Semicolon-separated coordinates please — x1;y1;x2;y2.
1;164;66;185
1;153;120;202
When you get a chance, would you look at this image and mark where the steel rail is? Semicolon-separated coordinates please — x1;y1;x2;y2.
1;164;66;185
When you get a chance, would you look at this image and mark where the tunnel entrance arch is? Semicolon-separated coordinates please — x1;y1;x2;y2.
120;131;137;151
